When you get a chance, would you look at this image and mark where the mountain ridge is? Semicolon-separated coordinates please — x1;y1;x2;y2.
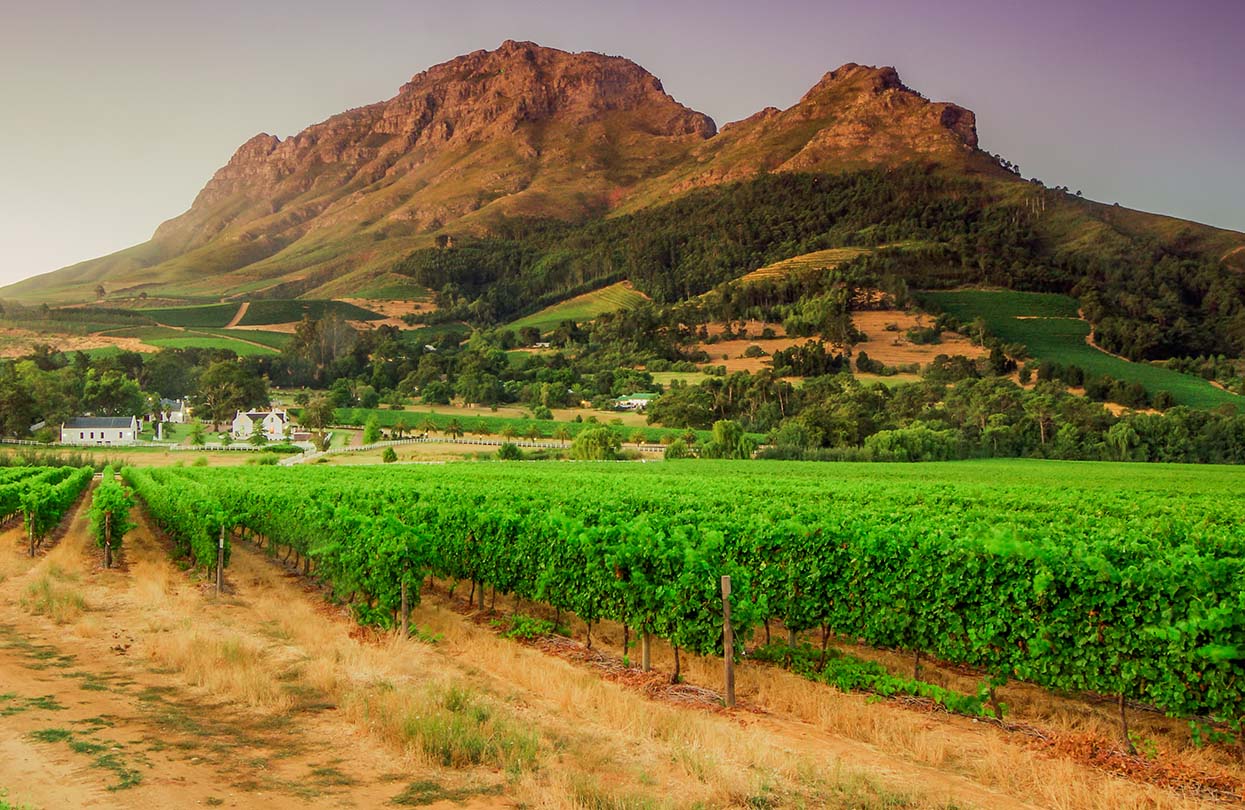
1;41;1012;303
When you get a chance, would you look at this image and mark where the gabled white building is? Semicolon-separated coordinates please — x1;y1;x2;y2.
61;416;139;446
160;398;190;424
231;408;290;441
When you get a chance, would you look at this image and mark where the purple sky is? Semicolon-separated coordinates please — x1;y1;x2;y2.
2;0;1242;287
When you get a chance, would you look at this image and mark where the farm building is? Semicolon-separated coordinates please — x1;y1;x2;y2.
159;398;190;423
614;393;659;411
61;416;139;446
231;408;291;441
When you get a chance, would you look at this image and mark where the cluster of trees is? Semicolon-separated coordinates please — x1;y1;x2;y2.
645;368;1245;464
0;346;271;438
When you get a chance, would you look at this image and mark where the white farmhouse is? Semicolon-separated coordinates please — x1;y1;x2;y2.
614;393;659;412
160;398;190;423
231;408;290;441
61;416;139;446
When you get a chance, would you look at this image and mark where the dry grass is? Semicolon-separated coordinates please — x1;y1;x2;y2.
475;596;1239;810
20;564;87;624
407;601;949;809
144;626;294;711
737;247;875;284
851;309;987;367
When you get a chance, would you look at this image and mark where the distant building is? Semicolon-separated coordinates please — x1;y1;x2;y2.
160;398;190;424
61;416;139;446
614;393;659;412
231;408;290;441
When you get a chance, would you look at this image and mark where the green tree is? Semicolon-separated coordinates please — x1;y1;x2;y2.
302;395;337;432
382;447;398;463
445;418;464;440
553;426;571;447
193;361;268;430
82;370;147;418
363;416;382;445
700;420;756;459
664;439;691;460
571;427;621;460
1106;421;1139;461
189;423;205;446
249;422;267;446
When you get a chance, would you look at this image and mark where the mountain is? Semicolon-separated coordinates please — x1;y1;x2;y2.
4;41;1002;303
4;40;1243;363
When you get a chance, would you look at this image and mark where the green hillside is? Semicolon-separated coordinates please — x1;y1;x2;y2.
508;282;648;333
920;290;1243;409
238;299;384;325
139;303;238;328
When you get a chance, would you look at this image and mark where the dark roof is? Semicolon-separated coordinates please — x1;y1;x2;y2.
244;410;286;421
63;417;135;429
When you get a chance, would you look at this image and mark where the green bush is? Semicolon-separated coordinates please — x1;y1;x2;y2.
88;467;135;564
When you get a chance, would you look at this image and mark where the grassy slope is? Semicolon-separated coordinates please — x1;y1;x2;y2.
144;336;279;357
238;299;383;325
197;329;293;350
921;290;1242;409
507;281;648;333
737;246;877;283
139;304;238;328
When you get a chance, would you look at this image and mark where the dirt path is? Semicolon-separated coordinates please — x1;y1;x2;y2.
0;501;456;809
223;301;250;329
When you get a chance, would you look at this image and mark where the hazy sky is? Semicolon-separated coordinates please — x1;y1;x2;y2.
2;0;1242;287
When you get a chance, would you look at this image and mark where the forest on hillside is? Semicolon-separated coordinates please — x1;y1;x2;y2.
394;168;1245;361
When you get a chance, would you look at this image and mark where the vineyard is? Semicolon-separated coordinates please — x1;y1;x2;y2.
118;459;1245;744
0;466;93;556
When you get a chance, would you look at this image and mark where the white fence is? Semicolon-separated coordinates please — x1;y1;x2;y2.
280;434;665;465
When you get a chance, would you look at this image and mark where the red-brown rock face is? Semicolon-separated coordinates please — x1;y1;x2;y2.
13;45;993;301
154;41;716;252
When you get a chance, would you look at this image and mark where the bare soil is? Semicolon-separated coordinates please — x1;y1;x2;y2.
0;328;153;358
852;310;987;367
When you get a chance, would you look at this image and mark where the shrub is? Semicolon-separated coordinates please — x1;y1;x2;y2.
497;443;523;460
382;447;398;463
570;428;621;460
664;439;691;460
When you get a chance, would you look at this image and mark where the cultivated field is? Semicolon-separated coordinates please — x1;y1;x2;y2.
508;281;648;333
3;459;1244;809
736;246;875;284
920;290;1242;408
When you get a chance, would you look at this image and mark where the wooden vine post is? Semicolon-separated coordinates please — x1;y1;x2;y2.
215;524;225;596
721;575;736;708
400;571;410;638
104;510;112;569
